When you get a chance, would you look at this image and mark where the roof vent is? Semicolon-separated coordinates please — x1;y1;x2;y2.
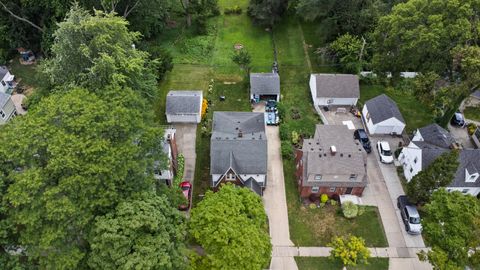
340;153;343;157
348;154;351;158
238;129;243;138
330;145;337;155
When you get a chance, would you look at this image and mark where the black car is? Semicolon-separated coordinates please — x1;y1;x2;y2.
266;99;277;110
354;129;372;153
451;112;466;127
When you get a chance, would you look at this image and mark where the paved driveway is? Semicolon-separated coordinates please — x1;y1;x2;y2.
448;124;474;148
173;123;197;182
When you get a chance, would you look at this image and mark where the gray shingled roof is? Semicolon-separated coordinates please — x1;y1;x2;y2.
417;124;455;148
365;94;405;124
165;91;202;115
471;90;480;99
250;73;280;96
244;177;262;196
0;66;8;79
412;141;449;170
312;74;359;98
302;125;367;187
210;112;267;178
451;150;480;188
0;92;11;108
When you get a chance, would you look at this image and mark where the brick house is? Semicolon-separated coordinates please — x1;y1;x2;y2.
295;125;367;198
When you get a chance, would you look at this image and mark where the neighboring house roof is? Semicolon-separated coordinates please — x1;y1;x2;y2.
365;94;405;124
210;112;267;177
244;177;262;196
471;90;480;99
0;92;11;108
301;125;367;187
165;90;202;115
311;74;360;98
417;123;455;148
0;66;8;79
451;150;480;188
250;73;280;95
411;141;449;169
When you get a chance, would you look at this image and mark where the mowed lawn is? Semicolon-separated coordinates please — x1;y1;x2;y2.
464;105;480;122
295;257;389;270
359;84;435;133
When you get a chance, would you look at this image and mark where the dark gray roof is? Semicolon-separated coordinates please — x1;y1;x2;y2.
417;124;455;148
451;150;480;188
312;74;359;98
471;90;480;99
0;92;11;108
412;141;449;169
244;177;262;196
250;73;280;96
365;94;405;124
0;66;8;79
210;112;267;177
165;91;202;115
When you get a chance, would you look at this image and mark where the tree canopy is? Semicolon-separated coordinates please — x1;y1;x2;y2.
419;189;480;269
248;0;288;27
189;184;271;270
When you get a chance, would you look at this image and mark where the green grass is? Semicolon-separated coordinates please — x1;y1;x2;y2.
359;84;435;133
295;257;389;270
463;106;480;122
299;21;337;73
8;57;41;90
274;17;307;66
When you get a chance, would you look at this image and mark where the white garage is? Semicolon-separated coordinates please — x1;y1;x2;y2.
362;94;405;135
166;90;203;123
309;73;359;107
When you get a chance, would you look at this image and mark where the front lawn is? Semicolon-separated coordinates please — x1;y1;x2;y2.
463;106;480;122
359;84;435;133
295;257;389;270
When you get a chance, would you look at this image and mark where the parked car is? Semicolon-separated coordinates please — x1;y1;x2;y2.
451;112;466;127
265;111;279;125
354;129;372;153
376;141;393;163
266;99;277;110
178;181;192;211
397;195;422;235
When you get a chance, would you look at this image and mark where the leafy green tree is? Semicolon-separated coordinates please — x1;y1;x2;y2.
0;88;167;268
418;189;480;269
407;150;459;204
329;33;364;73
42;5;158;98
372;0;480;75
88;192;187;270
248;0;288;27
452;45;480;90
412;72;441;107
189;184;271;270
232;49;252;77
328;235;370;267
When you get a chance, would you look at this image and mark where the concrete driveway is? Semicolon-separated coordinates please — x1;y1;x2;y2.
448;124;474;149
173;123;197;182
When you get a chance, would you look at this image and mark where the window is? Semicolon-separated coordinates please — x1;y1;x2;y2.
409;167;413;173
314;174;322;181
0;110;5;119
329;187;336;192
462;189;469;194
366;112;370;120
447;189;451;192
1;80;5;87
349;174;357;181
414;157;418;164
226;173;235;181
311;186;320;193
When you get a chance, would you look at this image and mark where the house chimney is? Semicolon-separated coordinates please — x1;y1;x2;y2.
238;129;243;138
330;145;337;155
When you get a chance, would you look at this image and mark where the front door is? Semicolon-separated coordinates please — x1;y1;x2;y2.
345;187;353;194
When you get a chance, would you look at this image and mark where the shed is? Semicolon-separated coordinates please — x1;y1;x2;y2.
309;74;359;107
165;90;203;123
250;73;280;102
362;94;405;135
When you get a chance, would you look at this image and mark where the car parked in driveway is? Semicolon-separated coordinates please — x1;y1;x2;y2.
397;195;422;235
377;141;393;163
451;112;466;127
354;129;372;153
178;181;192;211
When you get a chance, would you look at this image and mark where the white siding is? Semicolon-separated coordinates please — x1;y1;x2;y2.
309;75;318;106
316;97;358;106
240;174;266;186
362;104;405;134
0;97;16;125
166;113;200;123
447;187;480;196
398;142;423;182
0;72;12;93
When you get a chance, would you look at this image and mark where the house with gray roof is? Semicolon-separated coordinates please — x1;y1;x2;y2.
250;72;280;102
0;66;16;94
399;124;480;196
165;90;203;123
210;112;267;196
309;73;359;107
0;92;16;124
295;125;368;198
362;94;406;135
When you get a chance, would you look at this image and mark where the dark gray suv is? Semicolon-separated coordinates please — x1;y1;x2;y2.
397;195;422;235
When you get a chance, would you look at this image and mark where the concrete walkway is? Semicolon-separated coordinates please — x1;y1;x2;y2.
273;246;430;259
173;123;197;182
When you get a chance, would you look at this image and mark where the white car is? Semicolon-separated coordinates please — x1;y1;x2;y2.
377;141;394;164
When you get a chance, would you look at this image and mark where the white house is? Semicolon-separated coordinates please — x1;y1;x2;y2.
154;127;178;186
165;90;203;123
0;92;16;125
309;74;359;107
250;72;280;102
362;94;405;135
0;66;15;93
399;124;480;196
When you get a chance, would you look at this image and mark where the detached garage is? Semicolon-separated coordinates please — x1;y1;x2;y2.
166;90;203;123
309;73;359;107
250;72;280;102
362;94;405;135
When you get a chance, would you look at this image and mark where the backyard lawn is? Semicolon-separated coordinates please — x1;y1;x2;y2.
8;57;41;92
359;84;435;133
464;106;480;122
295;257;389;270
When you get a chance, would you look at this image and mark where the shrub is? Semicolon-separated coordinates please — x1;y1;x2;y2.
291;131;300;145
328;235;370;267
342;201;359;219
319;203;325;208
281;142;294;160
330;199;337;206
467;123;477;136
279;126;291;141
224;6;242;15
320;194;329;203
309;203;316;209
358;205;366;216
276;102;286;119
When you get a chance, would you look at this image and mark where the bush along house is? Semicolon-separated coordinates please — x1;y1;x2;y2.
295;125;368;199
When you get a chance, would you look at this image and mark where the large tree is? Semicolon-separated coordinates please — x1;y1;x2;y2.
0;88;168;268
189;184;271;270
418;189;480;269
88;192;187;270
407;150;459;204
248;0;288;27
372;0;480;75
329;33;364;73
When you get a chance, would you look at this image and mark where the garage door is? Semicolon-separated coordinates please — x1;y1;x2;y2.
374;125;395;134
167;114;198;123
259;94;278;101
